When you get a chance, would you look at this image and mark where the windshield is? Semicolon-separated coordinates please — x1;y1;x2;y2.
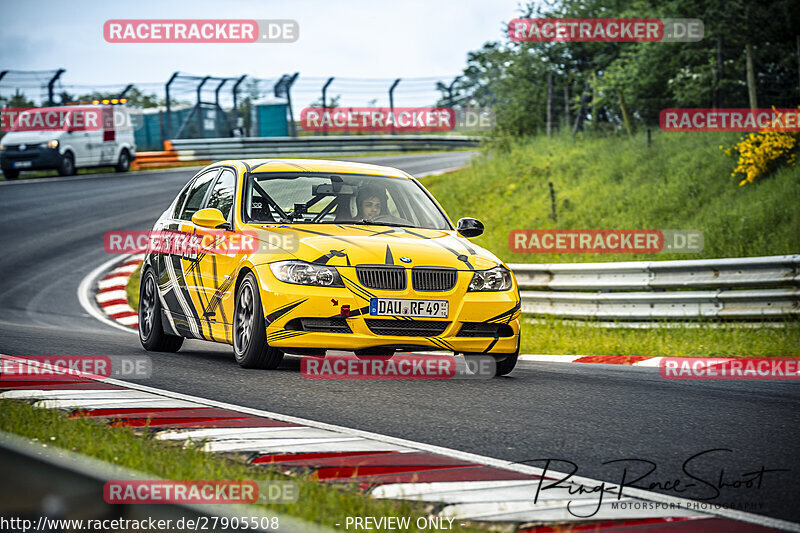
243;173;452;230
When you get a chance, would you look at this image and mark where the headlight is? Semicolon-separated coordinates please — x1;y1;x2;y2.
468;266;513;292
0;145;5;151
269;260;344;287
38;140;59;149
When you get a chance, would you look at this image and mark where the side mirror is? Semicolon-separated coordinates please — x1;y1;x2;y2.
192;208;229;229
456;217;484;238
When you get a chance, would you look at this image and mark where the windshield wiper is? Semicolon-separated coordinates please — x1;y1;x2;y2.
352;219;415;228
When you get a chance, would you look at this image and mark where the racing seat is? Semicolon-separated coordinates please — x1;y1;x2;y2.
250;197;275;222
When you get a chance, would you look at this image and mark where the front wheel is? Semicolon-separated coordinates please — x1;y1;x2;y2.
466;337;519;376
57;152;76;176
2;168;20;180
233;272;284;369
493;348;519;377
138;269;183;352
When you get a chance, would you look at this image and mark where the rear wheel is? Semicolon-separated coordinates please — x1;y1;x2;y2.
138;269;183;352
115;149;130;172
2;168;20;180
233;272;284;369
57;152;75;176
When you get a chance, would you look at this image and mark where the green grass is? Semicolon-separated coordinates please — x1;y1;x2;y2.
0;399;489;532
519;319;800;357
424;129;800;263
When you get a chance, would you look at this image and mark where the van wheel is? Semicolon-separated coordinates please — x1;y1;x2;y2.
57;152;75;176
115;150;130;172
2;169;20;180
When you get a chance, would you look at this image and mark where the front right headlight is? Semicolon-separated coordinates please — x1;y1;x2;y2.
468;266;513;292
269;260;345;287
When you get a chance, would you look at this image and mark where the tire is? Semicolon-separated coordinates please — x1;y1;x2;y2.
2;168;20;180
493;348;519;377
493;334;520;377
115;149;130;172
57;152;76;176
233;272;284;369
138;269;184;352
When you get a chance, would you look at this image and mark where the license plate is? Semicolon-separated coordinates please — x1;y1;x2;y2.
13;161;32;168
369;298;448;318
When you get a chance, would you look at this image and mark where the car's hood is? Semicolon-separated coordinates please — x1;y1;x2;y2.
245;223;501;270
0;130;66;145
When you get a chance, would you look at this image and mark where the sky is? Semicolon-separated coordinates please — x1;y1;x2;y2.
0;0;527;108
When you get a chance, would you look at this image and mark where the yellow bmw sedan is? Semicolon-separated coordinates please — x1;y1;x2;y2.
138;159;521;376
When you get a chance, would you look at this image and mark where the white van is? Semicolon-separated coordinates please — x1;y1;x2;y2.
0;104;136;180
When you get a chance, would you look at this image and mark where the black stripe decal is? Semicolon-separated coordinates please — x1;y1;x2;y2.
487;302;521;323
265;299;308;324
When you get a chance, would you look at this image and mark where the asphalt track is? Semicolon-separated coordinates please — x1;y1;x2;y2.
1;151;799;526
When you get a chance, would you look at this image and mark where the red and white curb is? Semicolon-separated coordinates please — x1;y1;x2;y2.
94;254;143;328
1;356;796;533
519;354;664;366
78;253;144;334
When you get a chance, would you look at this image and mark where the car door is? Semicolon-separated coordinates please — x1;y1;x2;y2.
64;128;92;167
163;168;220;340
191;167;241;343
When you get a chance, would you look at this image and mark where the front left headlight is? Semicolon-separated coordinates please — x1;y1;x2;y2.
269;260;345;287
39;140;58;149
468;266;513;292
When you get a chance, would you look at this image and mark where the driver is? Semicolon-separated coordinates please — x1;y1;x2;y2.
356;185;388;220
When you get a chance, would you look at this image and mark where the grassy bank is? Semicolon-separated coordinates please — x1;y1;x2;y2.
424;130;800;263
0;400;486;532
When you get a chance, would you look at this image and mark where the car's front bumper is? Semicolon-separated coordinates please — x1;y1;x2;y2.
0;147;62;171
254;265;521;354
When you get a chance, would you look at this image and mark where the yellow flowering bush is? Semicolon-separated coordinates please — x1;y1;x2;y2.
721;108;799;186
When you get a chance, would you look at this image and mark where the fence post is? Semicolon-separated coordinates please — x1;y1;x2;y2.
389;78;401;135
164;71;179;140
321;77;334;136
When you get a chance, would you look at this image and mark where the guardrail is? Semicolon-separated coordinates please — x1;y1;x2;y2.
131;135;479;170
509;255;800;321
